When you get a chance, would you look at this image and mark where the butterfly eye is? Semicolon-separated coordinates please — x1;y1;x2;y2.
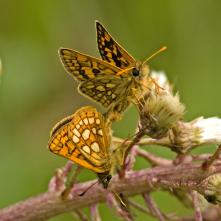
132;68;140;77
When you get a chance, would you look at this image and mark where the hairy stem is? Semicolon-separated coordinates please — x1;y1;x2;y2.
1;161;221;221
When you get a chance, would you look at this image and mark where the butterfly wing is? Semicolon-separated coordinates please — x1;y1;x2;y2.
68;106;111;168
96;21;135;69
59;48;121;82
78;76;131;108
48;107;111;173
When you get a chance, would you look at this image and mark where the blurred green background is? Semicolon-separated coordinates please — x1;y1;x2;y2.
1;0;221;220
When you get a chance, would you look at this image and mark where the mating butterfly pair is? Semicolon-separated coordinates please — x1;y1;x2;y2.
49;21;166;188
59;21;166;121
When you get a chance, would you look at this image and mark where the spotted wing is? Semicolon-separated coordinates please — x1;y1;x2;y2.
78;76;130;108
96;21;135;69
68;106;111;170
59;48;121;82
48;108;110;173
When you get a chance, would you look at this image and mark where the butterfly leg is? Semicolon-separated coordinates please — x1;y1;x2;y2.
149;76;164;94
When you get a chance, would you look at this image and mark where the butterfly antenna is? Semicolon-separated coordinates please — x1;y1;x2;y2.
79;173;112;196
116;67;134;76
78;180;99;196
142;46;167;65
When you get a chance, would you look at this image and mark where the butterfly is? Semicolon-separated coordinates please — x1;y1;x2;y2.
48;106;127;188
59;21;166;121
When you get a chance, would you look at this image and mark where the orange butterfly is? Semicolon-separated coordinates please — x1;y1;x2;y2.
58;22;166;121
48;106;127;188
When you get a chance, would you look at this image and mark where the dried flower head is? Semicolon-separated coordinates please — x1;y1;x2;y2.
136;71;185;139
168;117;221;153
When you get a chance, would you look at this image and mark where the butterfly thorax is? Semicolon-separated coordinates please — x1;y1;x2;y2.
122;62;151;107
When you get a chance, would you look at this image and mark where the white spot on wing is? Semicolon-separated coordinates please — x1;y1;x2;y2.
76;124;80;129
82;129;90;140
88;117;95;124
96;118;101;124
79;120;83;125
106;83;115;88
96;85;105;91
72;135;79;143
83;118;89;125
112;94;116;99
91;142;100;153
73;128;80;137
98;129;103;136
92;128;96;134
82;145;90;154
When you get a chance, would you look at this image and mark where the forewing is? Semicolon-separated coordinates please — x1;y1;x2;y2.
96;21;135;69
48;111;109;173
78;76;129;108
68;106;111;171
59;48;121;82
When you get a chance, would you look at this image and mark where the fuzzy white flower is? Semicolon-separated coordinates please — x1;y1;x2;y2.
192;117;221;144
140;92;185;139
137;70;185;139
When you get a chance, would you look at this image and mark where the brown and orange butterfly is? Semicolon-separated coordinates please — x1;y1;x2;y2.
48;106;127;188
59;21;166;122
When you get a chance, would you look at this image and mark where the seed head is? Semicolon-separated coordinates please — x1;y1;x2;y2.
137;71;185;139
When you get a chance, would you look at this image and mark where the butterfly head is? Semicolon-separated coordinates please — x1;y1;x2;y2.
97;172;112;189
131;61;150;79
130;46;167;80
